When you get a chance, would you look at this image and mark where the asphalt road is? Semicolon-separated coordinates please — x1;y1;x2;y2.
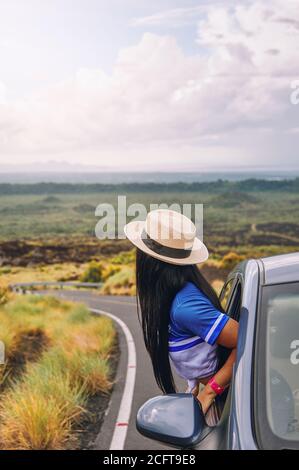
43;291;186;450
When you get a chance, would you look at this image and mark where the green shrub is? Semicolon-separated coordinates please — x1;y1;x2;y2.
219;252;245;270
80;261;103;283
109;250;135;265
67;304;90;324
102;264;121;281
101;266;135;295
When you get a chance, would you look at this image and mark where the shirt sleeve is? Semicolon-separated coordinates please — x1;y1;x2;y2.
173;292;230;345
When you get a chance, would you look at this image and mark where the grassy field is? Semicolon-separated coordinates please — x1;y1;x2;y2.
0;188;298;252
0;291;116;449
0;181;298;294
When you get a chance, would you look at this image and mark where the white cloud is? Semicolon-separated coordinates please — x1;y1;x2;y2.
130;6;206;28
0;0;298;168
129;1;240;28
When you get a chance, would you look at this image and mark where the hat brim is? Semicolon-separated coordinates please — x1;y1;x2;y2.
124;220;209;266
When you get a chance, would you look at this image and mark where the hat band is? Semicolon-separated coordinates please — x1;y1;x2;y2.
141;229;192;259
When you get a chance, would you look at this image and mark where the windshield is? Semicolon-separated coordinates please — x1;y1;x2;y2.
259;282;299;445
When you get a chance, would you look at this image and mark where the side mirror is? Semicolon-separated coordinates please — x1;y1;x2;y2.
136;393;206;448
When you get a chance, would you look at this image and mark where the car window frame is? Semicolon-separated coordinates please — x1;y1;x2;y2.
217;275;242;372
216;274;243;422
253;280;299;450
220;274;243;319
219;277;238;312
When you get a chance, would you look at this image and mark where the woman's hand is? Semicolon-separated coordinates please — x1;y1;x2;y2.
188;383;199;396
196;383;217;415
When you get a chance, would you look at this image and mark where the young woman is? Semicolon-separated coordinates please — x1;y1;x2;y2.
124;209;238;419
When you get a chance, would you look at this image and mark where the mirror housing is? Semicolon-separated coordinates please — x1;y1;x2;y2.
136;393;206;448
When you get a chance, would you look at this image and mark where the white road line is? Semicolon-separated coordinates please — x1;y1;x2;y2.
90;308;137;451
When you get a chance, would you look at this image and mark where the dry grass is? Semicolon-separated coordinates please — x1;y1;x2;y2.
101;266;135;296
0;262;85;286
0;294;116;449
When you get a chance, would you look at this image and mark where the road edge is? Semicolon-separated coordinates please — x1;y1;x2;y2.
90;308;137;451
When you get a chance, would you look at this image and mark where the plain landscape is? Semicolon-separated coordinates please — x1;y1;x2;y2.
1;177;299;294
0;175;298;449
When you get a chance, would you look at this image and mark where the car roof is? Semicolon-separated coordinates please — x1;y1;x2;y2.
260;251;299;285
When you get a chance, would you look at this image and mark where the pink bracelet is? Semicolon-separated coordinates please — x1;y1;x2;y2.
208;377;226;395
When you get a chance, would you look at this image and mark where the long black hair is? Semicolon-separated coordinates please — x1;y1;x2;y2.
136;249;224;394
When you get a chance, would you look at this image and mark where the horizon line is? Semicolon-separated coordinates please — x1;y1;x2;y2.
1;167;299;174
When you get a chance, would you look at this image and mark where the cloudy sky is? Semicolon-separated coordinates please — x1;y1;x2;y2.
0;0;299;171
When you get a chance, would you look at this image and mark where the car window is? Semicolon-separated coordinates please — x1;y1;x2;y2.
255;282;299;449
228;282;242;321
217;279;242;370
219;279;235;311
220;277;242;320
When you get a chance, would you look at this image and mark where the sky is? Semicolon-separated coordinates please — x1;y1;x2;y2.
0;0;299;171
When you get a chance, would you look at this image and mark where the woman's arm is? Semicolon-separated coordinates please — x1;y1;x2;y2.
197;318;239;414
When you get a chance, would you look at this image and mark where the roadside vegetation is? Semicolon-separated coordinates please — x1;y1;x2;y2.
0;291;116;449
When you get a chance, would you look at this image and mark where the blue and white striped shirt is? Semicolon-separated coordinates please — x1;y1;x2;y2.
169;282;229;386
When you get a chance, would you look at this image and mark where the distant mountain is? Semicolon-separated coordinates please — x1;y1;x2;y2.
0;160;114;173
1;161;299;175
0;161;299;184
1;171;299;184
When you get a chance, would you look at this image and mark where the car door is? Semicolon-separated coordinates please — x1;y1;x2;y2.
195;274;244;449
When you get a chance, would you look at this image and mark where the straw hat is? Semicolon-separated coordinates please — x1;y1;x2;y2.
124;209;209;265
